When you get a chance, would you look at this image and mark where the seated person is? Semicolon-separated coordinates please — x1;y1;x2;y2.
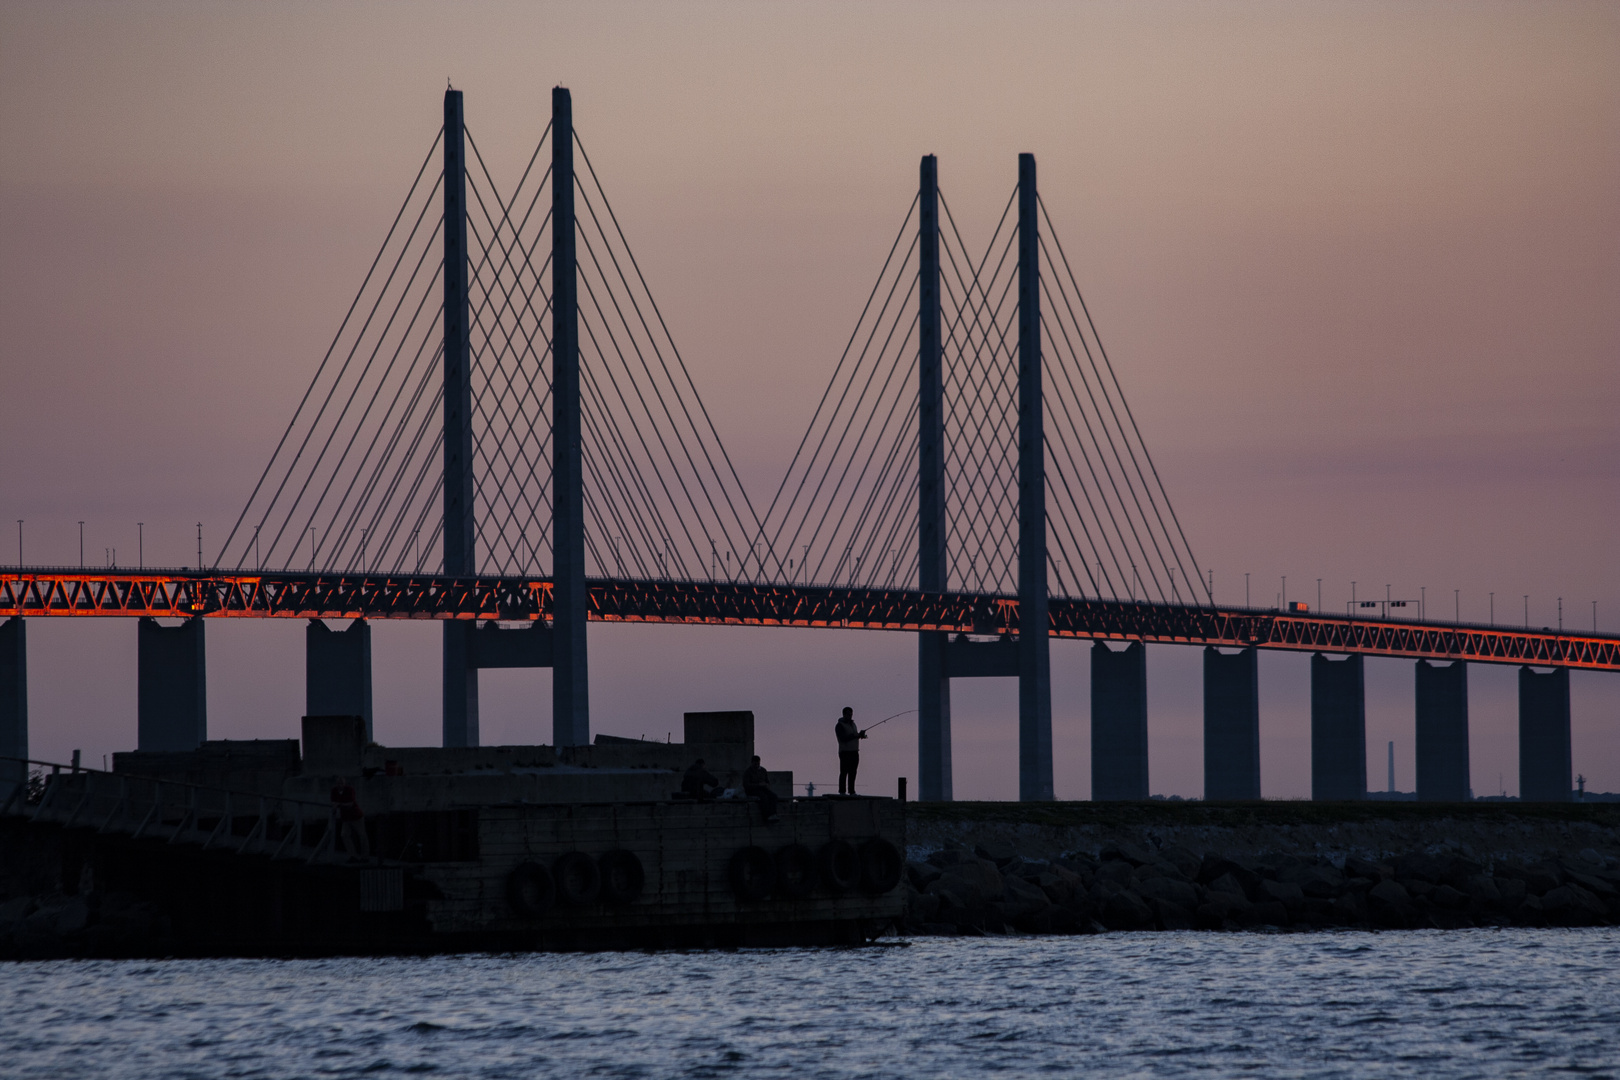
742;754;780;823
681;758;720;801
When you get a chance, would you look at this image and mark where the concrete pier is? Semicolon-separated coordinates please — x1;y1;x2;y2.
1203;646;1260;800
1310;652;1365;801
137;617;207;752
1;617;25;789
1415;660;1469;801
1091;641;1148;801
306;619;373;741
1519;666;1571;802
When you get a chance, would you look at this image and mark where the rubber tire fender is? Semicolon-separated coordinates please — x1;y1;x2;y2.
597;849;645;906
818;839;861;895
730;845;777;902
773;843;817;899
859;837;904;895
553;850;601;907
506;860;555;918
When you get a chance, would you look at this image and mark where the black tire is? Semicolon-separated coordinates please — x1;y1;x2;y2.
730;845;776;902
859;837;904;894
598;849;645;906
553;850;601;907
818;840;860;894
773;843;817;899
506;860;555;918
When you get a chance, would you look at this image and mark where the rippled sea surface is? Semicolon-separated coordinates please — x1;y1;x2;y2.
4;930;1618;1078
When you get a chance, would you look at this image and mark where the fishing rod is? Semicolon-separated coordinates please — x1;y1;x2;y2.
861;709;916;735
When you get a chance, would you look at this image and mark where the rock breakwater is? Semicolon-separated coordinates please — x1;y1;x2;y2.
902;801;1620;934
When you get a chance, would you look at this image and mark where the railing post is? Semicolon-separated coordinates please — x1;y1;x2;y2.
916;154;952;802
442;86;480;748
552;85;590;747
1017;152;1053;801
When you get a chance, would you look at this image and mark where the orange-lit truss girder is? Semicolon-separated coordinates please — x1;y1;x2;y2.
3;570;1617;671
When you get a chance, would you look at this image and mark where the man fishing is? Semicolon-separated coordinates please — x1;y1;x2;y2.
835;707;865;794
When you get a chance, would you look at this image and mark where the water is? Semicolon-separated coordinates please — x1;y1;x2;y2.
4;930;1617;1078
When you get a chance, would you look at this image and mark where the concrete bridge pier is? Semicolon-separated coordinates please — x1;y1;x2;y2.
1203;646;1260;800
1310;652;1365;800
306;618;373;740
1415;660;1469;801
137;616;206;752
1091;641;1148;800
1;617;25;790
1519;666;1571;801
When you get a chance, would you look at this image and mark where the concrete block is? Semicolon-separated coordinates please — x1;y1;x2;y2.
1204;646;1260;800
137;617;206;752
1091;641;1148;801
1415;660;1470;801
0;617;24;790
306;619;372;740
1310;652;1365;800
1519;666;1571;802
302;714;366;777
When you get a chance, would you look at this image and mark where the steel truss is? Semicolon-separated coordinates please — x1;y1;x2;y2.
4;570;1616;671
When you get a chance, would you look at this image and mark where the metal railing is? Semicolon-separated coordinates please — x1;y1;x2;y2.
0;756;363;865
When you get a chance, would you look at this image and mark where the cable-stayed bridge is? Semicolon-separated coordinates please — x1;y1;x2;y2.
3;89;1615;802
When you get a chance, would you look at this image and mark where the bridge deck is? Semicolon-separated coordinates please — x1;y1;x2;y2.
3;570;1616;671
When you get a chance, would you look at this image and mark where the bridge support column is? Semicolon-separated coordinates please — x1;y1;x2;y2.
1519;666;1571;801
1;617;25;792
1203;645;1259;800
441;87;480;748
306;618;373;741
552;85;589;748
915;154;951;801
1016;152;1053;801
1091;641;1148;800
137;616;206;752
1310;652;1365;800
1415;659;1469;801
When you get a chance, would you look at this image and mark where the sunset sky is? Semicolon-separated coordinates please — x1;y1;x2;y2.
2;1;1616;798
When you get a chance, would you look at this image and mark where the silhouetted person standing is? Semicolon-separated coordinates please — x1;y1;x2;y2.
835;707;865;794
742;754;780;823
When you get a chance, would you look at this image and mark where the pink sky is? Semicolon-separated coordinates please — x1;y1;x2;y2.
2;1;1616;797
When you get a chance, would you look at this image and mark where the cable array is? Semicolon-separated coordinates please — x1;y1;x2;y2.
221;121;763;581
763;182;1209;604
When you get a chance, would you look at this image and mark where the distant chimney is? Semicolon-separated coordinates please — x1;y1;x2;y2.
1388;741;1395;793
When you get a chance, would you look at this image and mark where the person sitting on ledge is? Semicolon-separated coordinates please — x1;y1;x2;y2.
742;755;780;823
681;758;720;801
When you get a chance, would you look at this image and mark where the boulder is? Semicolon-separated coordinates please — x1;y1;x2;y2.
1564;870;1617;900
1198;857;1261;897
908;887;941;924
1393;853;1448;884
906;861;943;890
1250;900;1289;926
1495;877;1528;908
1331;892;1367;925
1099;888;1154;930
1541;885;1607;927
1513;894;1547;927
1524;862;1563;895
1206;873;1251;902
1159;845;1202;881
1137;875;1200;910
1001;874;1053;921
1099;841;1154;867
1151;898;1196;931
974;841;1019;868
1138;860;1192;884
1260;880;1305;909
1368;880;1413;927
1286;865;1344;899
1344;857;1390;881
1093;859;1135;890
1035;867;1083;906
1429;884;1469;911
0;897;35;922
926;848;968;870
935;858;1005;903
